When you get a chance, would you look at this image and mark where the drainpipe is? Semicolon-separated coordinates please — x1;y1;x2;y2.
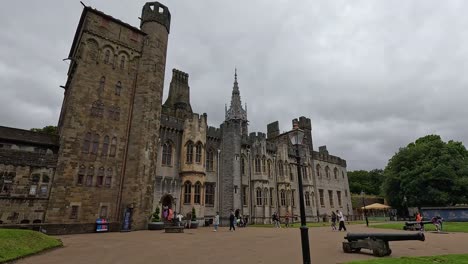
217;149;221;213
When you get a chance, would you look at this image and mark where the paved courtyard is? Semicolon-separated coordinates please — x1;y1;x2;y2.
17;225;468;264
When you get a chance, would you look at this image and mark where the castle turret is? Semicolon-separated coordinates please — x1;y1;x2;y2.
162;69;193;119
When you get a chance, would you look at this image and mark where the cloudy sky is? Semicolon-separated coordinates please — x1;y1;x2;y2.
1;0;467;170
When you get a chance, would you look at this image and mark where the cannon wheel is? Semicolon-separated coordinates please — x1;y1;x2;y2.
342;242;353;253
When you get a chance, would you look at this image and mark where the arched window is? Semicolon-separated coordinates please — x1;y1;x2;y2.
256;188;262;206
97;167;105;187
183;181;191;204
120;56;125;70
194;182;201;204
115;81;122;96
205;184;214;205
316;164;321;178
105;168;112;187
289;164;294;181
263;187;268;205
206;149;214;171
291;189;295;207
286;190;291;206
334;167;338;179
91;134;99;154
91;100;104;117
77;165;86;185
241;157;245;175
195;143;202;163
255;156;261;173
186;141;193;163
278;162;284;177
280;190;286;206
267;159;272;178
99;76;105;92
104;50;110;64
303;164;308;179
162;142;172;166
101;136;109;156
82;132;91;153
305;191;311;206
109;137;117;157
325;166;330;178
262;156;266;173
86;166;94;186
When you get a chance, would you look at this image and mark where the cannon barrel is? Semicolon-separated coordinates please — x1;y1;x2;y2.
345;232;425;242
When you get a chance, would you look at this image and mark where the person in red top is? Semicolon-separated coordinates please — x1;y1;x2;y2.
415;212;424;231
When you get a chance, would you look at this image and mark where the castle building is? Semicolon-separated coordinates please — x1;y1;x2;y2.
0;2;352;232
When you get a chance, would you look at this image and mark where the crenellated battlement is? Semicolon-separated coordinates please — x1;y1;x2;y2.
207;126;221;139
172;68;189;83
313;147;347;167
160;114;185;130
140;2;171;33
184;113;207;132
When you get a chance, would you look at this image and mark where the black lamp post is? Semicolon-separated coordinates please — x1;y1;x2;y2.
361;190;369;227
289;127;311;264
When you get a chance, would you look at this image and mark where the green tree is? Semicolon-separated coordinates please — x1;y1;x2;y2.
30;125;58;135
382;135;468;210
348;169;384;195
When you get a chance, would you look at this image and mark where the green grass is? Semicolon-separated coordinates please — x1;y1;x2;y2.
346;254;468;264
370;222;468;233
250;221;366;228
0;229;62;263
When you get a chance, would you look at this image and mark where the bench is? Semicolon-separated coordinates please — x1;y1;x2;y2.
342;232;425;257
164;226;184;233
403;221;432;231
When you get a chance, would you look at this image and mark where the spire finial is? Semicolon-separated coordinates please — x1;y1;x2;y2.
234;67;237;83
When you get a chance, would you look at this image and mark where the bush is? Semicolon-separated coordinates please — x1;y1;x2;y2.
191;207;196;221
151;207;161;222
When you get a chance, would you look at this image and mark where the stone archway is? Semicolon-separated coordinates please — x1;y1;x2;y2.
160;194;174;221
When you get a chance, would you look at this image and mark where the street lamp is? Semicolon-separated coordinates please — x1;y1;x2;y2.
361;190;369;227
288;127;311;264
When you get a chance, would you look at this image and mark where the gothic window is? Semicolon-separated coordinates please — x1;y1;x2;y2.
77;165;85;185
267;159;272;178
115;81;122;96
91;134;100;154
305;192;311;206
104;50;110;64
86;166;94;187
162;142;172;166
206;149;214;171
328;190;334;207
270;188;273;205
99;76;105;92
334;167;338;179
91;100;104;117
194;182;201;204
278;162;284;177
70;206;79;219
280;190;286;206
109;137;117;157
205;183;214;205
256;188;262;206
186;141;193;164
241;157;245;176
325;166;330;179
319;189;324;207
120;56;125;70
262;156;266;173
96;167;104;187
289;164;294;181
255;156;261;173
303;165;308;179
291;190;295;207
183;181;191;204
337;191;342;207
242;186;248;206
316;164;321;178
195;142;202;163
42;174;50;183
108;106;120;121
105;168;112;187
286;190;291;206
263;188;268;205
102;136;109;156
82;133;91;153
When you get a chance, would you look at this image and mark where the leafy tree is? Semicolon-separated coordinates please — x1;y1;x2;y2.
382;135;468;210
30;125;58;135
151;207;161;222
348;169;384;195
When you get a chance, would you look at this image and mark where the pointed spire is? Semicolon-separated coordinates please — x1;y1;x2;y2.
226;68;247;122
234;68;238;84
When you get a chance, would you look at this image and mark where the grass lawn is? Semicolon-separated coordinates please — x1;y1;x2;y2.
370;222;468;233
250;221;366;228
346;254;468;264
0;229;62;263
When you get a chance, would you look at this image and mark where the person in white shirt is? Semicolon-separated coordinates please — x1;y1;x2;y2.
336;210;347;231
176;212;183;227
213;212;220;232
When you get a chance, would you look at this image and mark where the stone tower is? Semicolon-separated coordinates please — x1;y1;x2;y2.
220;70;248;223
119;2;171;230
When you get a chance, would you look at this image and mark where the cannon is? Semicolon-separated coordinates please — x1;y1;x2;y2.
342;232;425;257
403;221;432;231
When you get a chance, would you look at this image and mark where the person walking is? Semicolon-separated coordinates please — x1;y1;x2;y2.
331;211;337;231
273;212;281;228
186;211;192;229
213;212;220;232
176;212;183;227
229;210;236;231
285;211;290;228
336;210;347;231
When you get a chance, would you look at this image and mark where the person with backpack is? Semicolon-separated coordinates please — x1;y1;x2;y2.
272;212;281;228
331;211;337;231
229;210;236;231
